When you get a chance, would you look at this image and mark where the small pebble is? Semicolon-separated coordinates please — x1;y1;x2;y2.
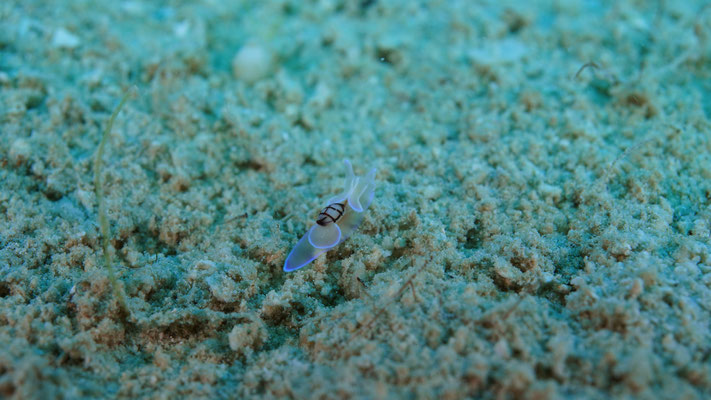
232;43;272;83
52;28;80;49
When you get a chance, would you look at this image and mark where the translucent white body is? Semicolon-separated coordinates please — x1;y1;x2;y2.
283;160;376;272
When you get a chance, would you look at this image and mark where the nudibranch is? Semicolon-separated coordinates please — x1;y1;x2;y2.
283;160;376;272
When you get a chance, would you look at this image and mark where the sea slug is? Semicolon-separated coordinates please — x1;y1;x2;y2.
283;160;376;272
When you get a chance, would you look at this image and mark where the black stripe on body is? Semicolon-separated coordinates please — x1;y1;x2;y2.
316;202;345;226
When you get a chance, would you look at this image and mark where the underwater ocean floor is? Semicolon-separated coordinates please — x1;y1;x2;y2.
2;0;711;398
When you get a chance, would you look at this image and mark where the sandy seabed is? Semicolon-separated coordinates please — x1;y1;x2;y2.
1;0;711;399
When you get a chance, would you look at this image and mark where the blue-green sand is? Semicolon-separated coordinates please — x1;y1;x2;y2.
1;1;710;398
